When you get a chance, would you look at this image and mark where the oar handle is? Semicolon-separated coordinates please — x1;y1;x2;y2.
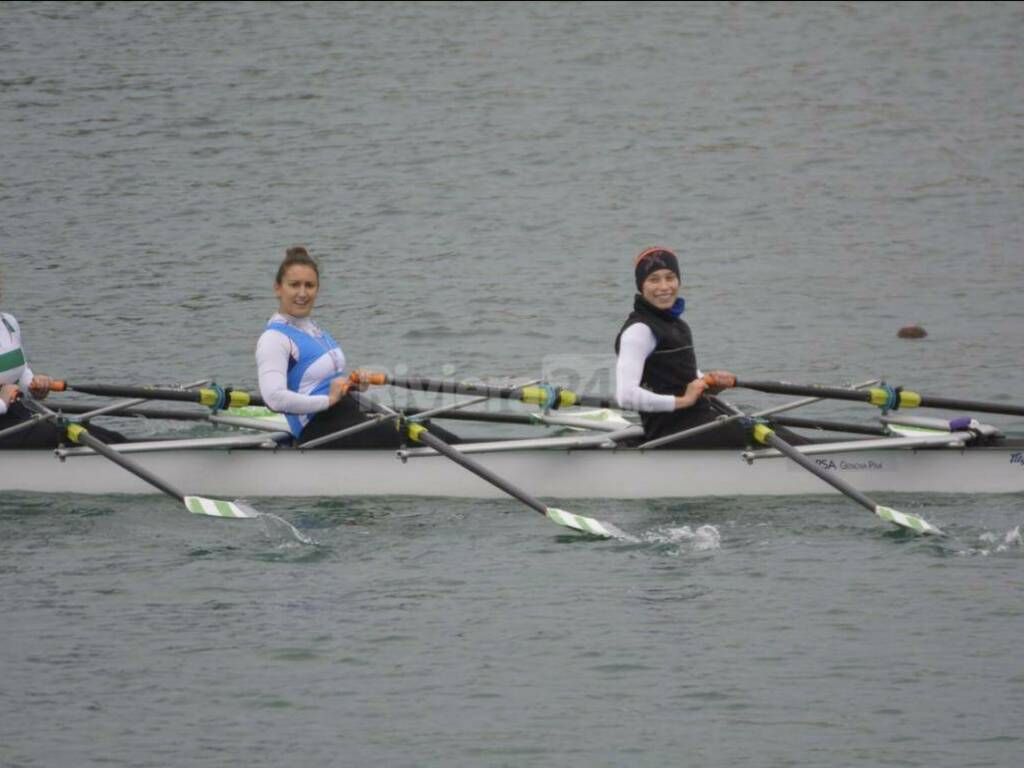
350;371;387;387
703;372;737;389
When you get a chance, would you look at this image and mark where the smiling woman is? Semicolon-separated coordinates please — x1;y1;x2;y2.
255;245;458;448
613;247;748;449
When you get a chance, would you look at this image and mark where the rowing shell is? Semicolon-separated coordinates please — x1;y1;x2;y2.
4;440;1024;498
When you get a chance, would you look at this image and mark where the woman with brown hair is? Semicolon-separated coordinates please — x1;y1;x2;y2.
255;246;457;447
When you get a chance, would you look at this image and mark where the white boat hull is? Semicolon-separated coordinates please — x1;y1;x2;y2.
4;443;1024;498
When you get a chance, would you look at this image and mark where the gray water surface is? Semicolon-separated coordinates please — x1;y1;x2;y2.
1;3;1023;766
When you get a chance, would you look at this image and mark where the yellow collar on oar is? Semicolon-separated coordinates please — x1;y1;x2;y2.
518;385;580;409
66;423;88;444
197;388;255;409
867;387;922;409
752;423;775;445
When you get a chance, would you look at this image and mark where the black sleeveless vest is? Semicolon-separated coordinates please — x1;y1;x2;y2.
615;294;715;440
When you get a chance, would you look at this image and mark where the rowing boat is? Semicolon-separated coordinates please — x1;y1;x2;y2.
8;375;1023;537
5;435;1023;498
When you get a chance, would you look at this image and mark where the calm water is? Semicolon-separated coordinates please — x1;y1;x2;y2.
2;2;1023;766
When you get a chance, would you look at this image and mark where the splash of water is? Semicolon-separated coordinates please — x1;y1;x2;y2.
960;525;1021;557
640;524;722;551
258;512;316;546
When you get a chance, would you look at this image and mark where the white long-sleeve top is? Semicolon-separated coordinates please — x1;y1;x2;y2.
255;313;345;417
0;312;35;416
615;323;678;413
615;323;705;413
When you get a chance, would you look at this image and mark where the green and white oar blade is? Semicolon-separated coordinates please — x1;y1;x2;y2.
545;507;631;539
184;495;260;519
875;505;943;536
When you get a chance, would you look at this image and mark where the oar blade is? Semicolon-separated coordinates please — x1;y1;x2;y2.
874;505;943;536
545;507;631;540
184;495;260;519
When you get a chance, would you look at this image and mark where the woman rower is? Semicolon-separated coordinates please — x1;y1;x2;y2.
0;274;122;447
256;246;459;448
0;307;55;447
614;247;749;448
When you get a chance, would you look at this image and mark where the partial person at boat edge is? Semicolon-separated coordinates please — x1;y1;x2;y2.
256;246;460;448
614;246;752;449
0;272;123;447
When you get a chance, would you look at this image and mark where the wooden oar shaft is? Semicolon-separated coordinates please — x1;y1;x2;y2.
906;393;1024;417
415;429;549;517
345;391;626;538
352;392;552;511
52;381;266;409
54;403;216;421
771;415;888;437
54;401;548;428
70;425;187;502
708;394;941;534
759;430;877;513
735;379;1024;417
708;394;875;510
371;374;618;410
346;390;548;515
736;380;882;404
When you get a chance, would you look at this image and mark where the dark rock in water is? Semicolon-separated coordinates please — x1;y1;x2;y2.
897;324;927;339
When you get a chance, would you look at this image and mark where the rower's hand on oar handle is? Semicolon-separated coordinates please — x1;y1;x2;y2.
327;376;351;407
1;383;20;407
674;377;709;409
329;370;384;405
28;375;52;399
703;371;737;393
675;371;737;408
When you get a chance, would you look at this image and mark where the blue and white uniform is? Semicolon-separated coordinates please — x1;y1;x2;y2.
255;312;347;436
0;312;35;417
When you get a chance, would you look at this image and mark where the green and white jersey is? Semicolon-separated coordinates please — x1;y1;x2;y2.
0;312;34;415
